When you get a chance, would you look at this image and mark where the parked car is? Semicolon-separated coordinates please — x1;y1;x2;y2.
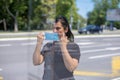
78;25;103;34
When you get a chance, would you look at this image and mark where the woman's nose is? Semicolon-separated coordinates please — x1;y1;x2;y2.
53;29;57;33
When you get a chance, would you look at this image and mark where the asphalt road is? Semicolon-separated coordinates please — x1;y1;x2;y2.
74;36;120;80
0;34;120;80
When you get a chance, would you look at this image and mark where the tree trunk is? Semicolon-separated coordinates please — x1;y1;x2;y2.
3;19;7;31
6;5;18;32
0;19;7;31
14;17;18;32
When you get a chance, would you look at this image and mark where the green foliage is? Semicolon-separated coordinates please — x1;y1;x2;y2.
56;0;85;29
88;0;120;29
0;0;84;31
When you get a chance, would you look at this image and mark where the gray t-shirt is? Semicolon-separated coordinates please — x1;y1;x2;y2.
41;41;80;80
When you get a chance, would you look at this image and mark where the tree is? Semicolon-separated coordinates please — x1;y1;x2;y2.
28;0;57;30
0;0;27;32
87;0;120;29
56;0;83;29
0;0;84;31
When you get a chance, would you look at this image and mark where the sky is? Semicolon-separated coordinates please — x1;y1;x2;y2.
76;0;94;19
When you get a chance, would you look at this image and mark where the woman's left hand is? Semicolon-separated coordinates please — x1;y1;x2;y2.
60;33;68;52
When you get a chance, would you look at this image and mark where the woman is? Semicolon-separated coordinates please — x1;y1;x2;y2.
33;15;80;80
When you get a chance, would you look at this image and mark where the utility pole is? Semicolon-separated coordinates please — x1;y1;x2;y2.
28;0;32;31
118;2;120;8
70;8;73;30
77;20;80;30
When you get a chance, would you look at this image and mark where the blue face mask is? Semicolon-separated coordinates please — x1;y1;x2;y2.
45;32;59;41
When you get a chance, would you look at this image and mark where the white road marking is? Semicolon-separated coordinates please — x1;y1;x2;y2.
21;40;50;46
77;40;90;42
0;44;11;47
106;47;120;50
89;53;120;59
80;44;111;48
0;68;3;71
75;35;120;38
103;38;120;41
112;77;120;80
21;42;36;46
82;47;120;54
0;37;36;41
77;42;94;45
82;49;105;53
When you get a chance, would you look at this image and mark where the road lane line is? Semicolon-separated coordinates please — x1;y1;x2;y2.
21;42;36;46
106;47;120;50
89;53;120;59
80;44;111;48
0;44;11;47
0;37;36;41
77;42;94;45
82;49;105;53
75;35;120;38
112;77;120;80
112;56;120;76
82;47;120;54
0;68;3;71
74;70;112;77
103;38;120;41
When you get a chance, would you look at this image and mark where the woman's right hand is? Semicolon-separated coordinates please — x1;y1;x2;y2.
37;32;44;44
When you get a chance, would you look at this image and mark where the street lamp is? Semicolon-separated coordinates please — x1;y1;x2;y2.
118;2;120;8
77;20;80;30
70;7;73;30
70;16;73;30
28;0;32;31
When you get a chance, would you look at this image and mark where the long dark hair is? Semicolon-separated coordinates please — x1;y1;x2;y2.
55;15;74;42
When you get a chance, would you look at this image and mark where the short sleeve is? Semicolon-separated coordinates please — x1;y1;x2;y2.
67;42;81;62
41;44;46;56
41;42;53;56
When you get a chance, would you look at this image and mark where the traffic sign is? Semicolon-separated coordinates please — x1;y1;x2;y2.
106;9;120;21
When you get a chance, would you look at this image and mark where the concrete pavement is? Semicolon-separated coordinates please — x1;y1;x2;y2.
0;30;120;41
0;30;120;40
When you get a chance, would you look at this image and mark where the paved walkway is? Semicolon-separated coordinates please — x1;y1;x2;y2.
0;30;120;39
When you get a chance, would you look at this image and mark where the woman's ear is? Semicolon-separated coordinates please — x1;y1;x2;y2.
65;27;68;33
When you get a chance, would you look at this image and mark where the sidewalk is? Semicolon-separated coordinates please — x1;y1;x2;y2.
0;30;120;39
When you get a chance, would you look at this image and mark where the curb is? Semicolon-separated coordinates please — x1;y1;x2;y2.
0;34;120;41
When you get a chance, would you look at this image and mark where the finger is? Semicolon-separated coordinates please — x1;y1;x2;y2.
62;33;66;37
37;33;44;39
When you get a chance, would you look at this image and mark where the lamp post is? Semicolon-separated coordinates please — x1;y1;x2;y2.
70;16;73;30
77;20;80;30
28;0;32;31
118;2;120;8
69;7;73;30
